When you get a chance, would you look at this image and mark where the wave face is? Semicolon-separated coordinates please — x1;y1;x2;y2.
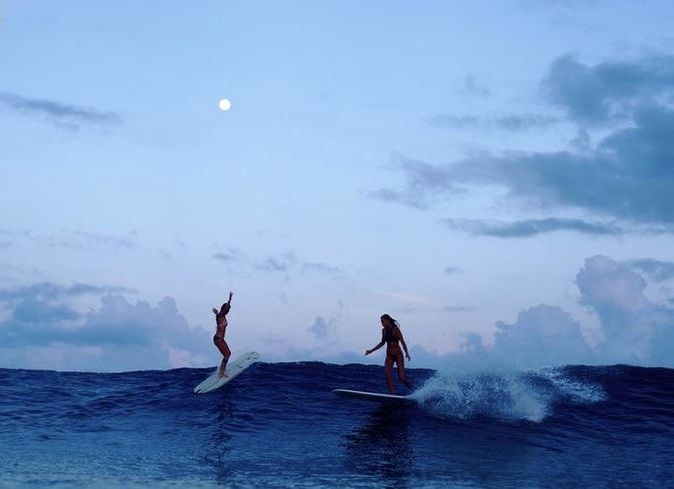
1;362;673;488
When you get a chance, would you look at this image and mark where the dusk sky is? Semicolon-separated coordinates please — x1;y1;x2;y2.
2;1;674;372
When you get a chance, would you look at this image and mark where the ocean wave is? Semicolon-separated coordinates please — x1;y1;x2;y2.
2;363;674;487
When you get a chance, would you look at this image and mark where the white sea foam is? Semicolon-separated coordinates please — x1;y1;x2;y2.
411;365;606;423
536;366;606;404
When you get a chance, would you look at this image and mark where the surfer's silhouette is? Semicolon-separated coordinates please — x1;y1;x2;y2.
212;292;233;378
365;314;413;394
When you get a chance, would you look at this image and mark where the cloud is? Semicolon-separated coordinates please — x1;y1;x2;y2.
254;253;342;279
542;54;674;125
428;113;559;131
429;255;674;369
301;261;342;275
497;255;674;367
576;255;674;364
77;295;206;350
4;256;674;371
440;217;624;237
213;247;247;263
493;304;596;367
439;53;674;134
458;75;491;98
0;282;212;371
215;254;674;369
256;253;297;273
368;187;429;210
46;231;136;250
577;255;651;315
369;156;466;209
625;258;674;282
0;227;136;251
11;299;81;324
0;282;130;302
442;306;472;312
0;282;138;348
0;92;123;130
214;252;236;261
443;266;461;275
377;55;674;227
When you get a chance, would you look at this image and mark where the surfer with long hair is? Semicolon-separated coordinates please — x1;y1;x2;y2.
365;314;413;394
212;291;233;378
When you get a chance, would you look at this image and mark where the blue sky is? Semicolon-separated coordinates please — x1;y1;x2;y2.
2;1;674;371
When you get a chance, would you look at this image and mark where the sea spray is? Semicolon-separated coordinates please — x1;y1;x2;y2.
412;371;550;422
535;366;606;404
412;365;606;423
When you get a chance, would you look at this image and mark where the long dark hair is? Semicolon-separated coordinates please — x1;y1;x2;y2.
380;314;400;329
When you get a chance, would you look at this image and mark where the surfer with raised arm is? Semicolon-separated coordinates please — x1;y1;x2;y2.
364;314;413;394
212;292;233;378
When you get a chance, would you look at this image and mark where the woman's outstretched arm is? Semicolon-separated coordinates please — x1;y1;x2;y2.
398;329;411;361
365;330;386;355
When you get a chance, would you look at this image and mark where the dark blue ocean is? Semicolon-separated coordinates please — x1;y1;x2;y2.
1;361;673;488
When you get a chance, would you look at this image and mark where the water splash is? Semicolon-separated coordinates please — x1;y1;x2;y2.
535;366;606;404
411;366;606;423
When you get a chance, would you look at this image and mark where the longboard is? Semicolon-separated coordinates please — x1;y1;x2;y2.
194;351;260;394
333;388;413;403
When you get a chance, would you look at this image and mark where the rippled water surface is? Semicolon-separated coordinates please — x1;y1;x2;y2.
1;362;673;487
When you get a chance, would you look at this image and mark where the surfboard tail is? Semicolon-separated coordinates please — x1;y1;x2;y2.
333;388;412;403
194;352;260;394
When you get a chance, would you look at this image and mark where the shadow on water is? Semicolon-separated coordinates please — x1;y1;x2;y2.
341;399;564;489
194;399;235;484
342;404;414;488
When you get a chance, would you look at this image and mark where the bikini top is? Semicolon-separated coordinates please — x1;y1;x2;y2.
382;326;399;344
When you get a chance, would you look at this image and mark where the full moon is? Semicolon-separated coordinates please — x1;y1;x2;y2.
218;98;232;111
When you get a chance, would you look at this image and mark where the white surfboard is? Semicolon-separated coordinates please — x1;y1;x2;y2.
194;351;260;394
333;388;413;403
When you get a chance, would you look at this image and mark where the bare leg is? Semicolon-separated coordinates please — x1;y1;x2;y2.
395;354;413;391
218;357;230;377
384;355;396;394
214;339;231;377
